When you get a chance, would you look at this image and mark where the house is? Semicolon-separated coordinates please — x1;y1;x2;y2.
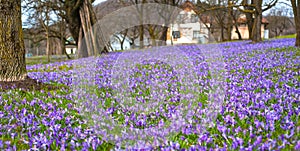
166;1;210;45
231;14;269;40
65;37;77;55
167;1;270;44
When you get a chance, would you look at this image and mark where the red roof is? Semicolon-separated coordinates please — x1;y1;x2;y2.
237;17;269;24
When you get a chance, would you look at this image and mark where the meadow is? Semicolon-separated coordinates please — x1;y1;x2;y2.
0;38;299;150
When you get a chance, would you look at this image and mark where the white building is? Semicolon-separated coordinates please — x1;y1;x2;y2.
167;1;210;45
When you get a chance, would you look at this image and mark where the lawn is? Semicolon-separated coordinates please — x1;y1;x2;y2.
0;38;299;150
274;34;297;39
26;55;75;65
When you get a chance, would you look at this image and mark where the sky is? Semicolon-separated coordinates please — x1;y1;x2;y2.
22;0;107;28
22;0;292;28
94;0;107;5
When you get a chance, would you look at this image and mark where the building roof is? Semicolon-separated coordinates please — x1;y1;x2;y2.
180;1;196;12
236;17;269;24
180;1;269;25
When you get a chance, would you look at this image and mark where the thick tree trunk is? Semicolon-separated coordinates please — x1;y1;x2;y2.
251;0;262;43
291;0;300;47
227;0;233;41
139;25;144;49
243;0;254;40
295;19;300;47
159;26;168;46
148;25;157;46
65;0;97;57
77;27;88;58
0;0;27;81
245;12;254;40
79;0;97;56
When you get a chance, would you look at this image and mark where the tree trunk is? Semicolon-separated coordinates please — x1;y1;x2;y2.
101;45;109;54
0;0;27;81
243;0;254;40
61;38;71;59
295;18;300;47
79;0;95;56
46;32;51;62
245;12;253;40
77;27;88;58
221;25;225;41
121;29;128;50
291;0;300;47
139;25;144;49
251;0;262;43
43;5;51;62
148;25;157;46
159;26;168;46
60;17;70;59
130;38;136;49
65;0;97;57
235;24;242;40
231;10;242;40
227;0;233;41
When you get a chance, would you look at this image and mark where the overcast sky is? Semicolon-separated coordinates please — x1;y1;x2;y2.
94;0;107;5
22;0;107;28
22;0;293;28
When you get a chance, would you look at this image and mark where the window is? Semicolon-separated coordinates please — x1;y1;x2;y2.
193;31;201;39
177;14;187;24
191;14;199;23
172;31;180;38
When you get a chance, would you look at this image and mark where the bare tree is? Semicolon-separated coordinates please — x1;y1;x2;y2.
43;0;98;57
114;29;129;50
267;8;294;38
23;0;71;59
154;0;182;45
0;0;27;81
238;0;278;42
196;0;278;42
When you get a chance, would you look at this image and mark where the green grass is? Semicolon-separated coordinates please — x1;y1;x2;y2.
26;55;74;65
274;34;296;39
5;44;299;150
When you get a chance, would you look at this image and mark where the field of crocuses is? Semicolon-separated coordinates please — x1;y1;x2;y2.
0;38;299;150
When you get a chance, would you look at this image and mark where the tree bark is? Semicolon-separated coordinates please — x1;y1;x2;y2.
38;1;51;62
245;12;254;40
295;19;300;47
60;17;71;59
234;24;242;40
0;0;27;81
79;0;96;56
251;0;262;43
243;0;254;40
139;25;144;48
227;0;233;41
46;32;51;62
231;10;242;40
159;26;168;46
77;26;88;58
291;0;300;47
